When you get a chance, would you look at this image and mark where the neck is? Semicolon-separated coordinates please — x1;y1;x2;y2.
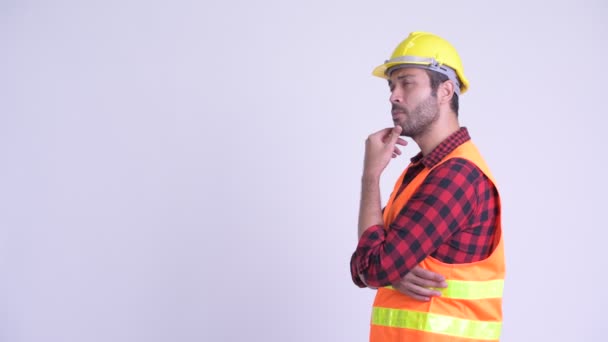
413;114;460;156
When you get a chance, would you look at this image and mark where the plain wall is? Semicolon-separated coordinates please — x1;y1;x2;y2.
1;0;606;341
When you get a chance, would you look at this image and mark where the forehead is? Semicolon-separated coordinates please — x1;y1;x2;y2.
388;67;428;83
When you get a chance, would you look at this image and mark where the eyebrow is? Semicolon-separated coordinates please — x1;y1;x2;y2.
396;74;416;80
388;74;416;86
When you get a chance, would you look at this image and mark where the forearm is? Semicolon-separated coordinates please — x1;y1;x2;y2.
353;160;482;288
351;226;390;288
353;125;404;287
358;174;384;239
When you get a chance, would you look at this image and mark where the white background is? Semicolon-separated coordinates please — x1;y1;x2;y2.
1;0;606;341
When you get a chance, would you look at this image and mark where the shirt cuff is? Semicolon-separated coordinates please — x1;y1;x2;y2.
351;225;386;287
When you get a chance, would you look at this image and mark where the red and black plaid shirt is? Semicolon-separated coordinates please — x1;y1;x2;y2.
350;127;499;288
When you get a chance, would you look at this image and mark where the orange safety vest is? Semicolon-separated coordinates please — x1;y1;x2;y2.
370;140;505;342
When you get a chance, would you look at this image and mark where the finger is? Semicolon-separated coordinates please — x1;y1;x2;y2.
378;127;395;143
389;126;402;145
411;266;443;279
404;281;442;298
383;127;402;148
392;283;428;301
402;289;430;302
411;266;447;287
393;147;402;155
396;138;408;146
374;127;393;136
410;277;446;289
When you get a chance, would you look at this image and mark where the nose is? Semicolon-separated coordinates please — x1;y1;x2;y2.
390;89;402;104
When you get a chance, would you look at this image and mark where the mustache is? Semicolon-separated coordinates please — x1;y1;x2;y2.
391;104;408;114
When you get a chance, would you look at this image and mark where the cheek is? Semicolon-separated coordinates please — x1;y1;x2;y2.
408;91;430;106
401;94;417;108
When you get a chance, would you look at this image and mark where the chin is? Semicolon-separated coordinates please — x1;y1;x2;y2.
399;126;416;138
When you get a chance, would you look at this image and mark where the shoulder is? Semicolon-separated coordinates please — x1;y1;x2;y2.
428;157;487;184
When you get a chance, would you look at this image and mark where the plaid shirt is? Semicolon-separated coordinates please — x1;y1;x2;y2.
350;128;499;288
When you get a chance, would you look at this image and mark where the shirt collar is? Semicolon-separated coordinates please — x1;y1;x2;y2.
409;127;471;168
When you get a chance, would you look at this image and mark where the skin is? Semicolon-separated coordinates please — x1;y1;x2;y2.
358;67;460;301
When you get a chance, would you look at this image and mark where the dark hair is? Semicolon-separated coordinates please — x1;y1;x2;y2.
425;70;459;116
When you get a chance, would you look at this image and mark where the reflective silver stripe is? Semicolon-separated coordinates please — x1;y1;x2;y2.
384;56;462;95
385;55;439;65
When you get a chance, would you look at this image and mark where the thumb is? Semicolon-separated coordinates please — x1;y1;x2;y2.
389;125;402;144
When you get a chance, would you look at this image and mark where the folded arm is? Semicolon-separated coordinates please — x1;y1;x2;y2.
350;158;480;288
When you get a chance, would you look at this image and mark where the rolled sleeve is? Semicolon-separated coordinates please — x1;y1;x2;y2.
350;225;386;287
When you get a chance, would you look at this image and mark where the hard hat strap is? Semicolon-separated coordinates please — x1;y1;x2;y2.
385;56;462;96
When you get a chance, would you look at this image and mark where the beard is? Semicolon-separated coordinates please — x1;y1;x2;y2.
392;94;440;138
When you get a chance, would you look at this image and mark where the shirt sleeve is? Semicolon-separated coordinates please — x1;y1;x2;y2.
350;225;385;287
350;158;483;288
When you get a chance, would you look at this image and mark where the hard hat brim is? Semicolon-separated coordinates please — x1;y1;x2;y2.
372;61;469;94
372;61;430;79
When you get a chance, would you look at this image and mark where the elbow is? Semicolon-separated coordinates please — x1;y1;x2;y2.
351;253;391;288
363;278;384;289
357;269;388;288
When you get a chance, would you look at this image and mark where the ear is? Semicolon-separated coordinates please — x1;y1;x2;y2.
438;80;455;106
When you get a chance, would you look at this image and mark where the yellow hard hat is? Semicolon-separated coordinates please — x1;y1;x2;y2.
372;32;470;95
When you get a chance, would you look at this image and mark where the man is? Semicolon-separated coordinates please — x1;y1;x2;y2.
350;32;505;342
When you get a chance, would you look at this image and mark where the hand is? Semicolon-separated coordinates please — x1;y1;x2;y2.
392;266;448;301
363;126;408;178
